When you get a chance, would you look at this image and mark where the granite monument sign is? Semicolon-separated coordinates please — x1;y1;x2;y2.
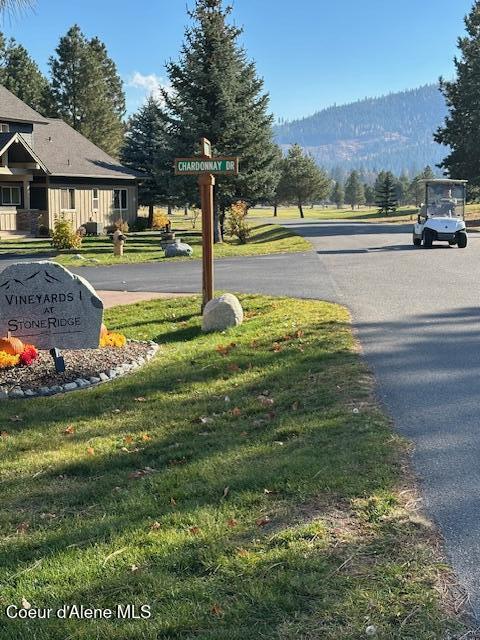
0;261;103;349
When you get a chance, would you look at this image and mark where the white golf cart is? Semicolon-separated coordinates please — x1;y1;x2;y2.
413;178;468;248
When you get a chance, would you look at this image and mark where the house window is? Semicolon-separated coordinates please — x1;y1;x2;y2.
113;188;127;211
1;186;21;206
61;188;75;210
0;123;9;133
92;188;99;210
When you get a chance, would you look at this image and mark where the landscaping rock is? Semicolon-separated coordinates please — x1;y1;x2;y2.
10;387;24;398
202;293;244;332
89;376;101;384
63;382;78;391
164;242;193;258
99;372;109;382
0;388;8;400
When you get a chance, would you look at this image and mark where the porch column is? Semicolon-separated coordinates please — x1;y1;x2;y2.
23;178;30;210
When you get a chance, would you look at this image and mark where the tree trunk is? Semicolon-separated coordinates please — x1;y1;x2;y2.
167;203;172;216
273;203;278;217
213;196;223;243
298;202;304;218
148;203;154;228
219;206;226;239
184;204;188;216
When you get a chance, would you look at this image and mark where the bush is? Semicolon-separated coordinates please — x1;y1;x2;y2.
51;215;82;250
152;210;169;230
105;219;129;234
130;216;149;232
226;200;250;244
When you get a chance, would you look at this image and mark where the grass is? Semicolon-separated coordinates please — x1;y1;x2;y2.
249;205;418;223
0;222;311;266
0;295;467;639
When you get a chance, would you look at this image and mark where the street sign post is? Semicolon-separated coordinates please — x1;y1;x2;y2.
174;139;239;309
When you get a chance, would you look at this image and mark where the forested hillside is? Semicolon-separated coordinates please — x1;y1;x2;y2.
274;84;448;175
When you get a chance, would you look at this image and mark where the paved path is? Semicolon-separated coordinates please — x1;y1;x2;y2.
3;221;480;616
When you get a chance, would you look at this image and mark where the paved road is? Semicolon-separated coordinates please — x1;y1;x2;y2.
3;221;480;616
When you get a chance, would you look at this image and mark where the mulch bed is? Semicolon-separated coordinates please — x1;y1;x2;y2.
0;341;152;393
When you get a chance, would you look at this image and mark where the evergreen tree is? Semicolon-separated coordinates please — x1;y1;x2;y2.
364;183;375;206
396;172;411;205
162;0;279;241
375;171;398;214
331;180;344;208
49;25;125;157
345;170;365;209
277;144;330;217
410;165;435;205
121;97;170;227
0;33;51;112
435;1;480;186
269;146;285;217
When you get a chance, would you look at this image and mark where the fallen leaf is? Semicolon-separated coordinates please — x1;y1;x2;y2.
124;435;134;444
17;522;29;534
224;395;230;403
291;401;299;411
236;548;249;557
227;363;240;372
216;342;236;357
227;518;238;527
170;497;177;507
135;397;147;403
150;521;161;530
112;408;121;414
256;516;271;527
272;342;282;352
130;564;139;572
21;597;31;610
63;425;75;435
199;416;213;424
222;486;230;498
9;415;22;422
250;340;259;349
86;447;95;456
189;526;200;535
274;441;284;446
231;407;241;417
128;467;156;479
295;329;304;338
257;395;274;407
240;431;248;436
0;431;8;438
142;434;152;441
211;603;223;616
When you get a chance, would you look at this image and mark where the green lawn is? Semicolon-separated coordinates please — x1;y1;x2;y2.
0;223;310;266
249;205;418;222
0;295;467;639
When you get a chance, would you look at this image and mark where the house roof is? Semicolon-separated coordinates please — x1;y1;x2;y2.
33;119;140;180
0;132;16;155
0;132;49;172
0;85;49;124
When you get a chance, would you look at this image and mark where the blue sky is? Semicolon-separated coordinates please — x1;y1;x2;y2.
0;0;474;121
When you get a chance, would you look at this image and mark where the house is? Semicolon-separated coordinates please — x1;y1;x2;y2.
0;85;139;234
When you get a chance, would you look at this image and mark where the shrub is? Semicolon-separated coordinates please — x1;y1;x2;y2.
226;200;250;244
51;215;82;250
131;216;149;232
152;210;169;230
105;219;129;234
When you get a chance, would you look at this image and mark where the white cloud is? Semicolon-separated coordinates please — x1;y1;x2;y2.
127;72;171;103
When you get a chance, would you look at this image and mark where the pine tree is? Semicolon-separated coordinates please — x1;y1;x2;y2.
345;170;365;209
121;97;171;227
435;2;480;186
277;144;330;217
0;33;51;113
375;171;398;214
163;0;279;241
49;25;125;157
364;183;375;207
331;181;344;208
396;172;411;205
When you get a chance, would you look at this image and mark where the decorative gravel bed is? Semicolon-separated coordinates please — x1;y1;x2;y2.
0;340;159;399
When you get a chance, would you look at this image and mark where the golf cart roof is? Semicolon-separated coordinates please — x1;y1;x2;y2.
418;178;468;185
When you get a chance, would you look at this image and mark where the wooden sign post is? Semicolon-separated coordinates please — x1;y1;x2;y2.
174;139;239;309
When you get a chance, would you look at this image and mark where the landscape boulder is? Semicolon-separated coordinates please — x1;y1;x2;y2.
202;293;243;332
164;242;193;257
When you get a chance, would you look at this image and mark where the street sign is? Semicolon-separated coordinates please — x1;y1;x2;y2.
174;157;239;176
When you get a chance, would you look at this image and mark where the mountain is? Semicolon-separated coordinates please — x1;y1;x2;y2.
273;84;448;176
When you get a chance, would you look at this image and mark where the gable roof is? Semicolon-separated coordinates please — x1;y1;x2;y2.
0;132;49;172
32;119;139;180
0;85;49;124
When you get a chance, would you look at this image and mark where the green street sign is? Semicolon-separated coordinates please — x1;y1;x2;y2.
174;157;239;176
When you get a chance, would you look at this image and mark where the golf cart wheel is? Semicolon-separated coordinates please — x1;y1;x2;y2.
448;240;457;246
423;229;433;248
457;231;468;248
413;236;421;246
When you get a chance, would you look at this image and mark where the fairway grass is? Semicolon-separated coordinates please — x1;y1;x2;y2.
0;222;311;267
0;295;467;639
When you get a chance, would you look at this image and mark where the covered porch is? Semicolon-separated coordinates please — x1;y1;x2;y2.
0;131;49;233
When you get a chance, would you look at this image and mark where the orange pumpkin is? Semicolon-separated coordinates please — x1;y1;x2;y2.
0;333;24;355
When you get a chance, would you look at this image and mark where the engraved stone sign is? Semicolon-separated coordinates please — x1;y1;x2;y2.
0;261;103;349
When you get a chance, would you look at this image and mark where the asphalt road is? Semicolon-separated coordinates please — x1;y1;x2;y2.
3;221;480;616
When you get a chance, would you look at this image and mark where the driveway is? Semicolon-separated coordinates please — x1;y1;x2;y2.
2;220;480;616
